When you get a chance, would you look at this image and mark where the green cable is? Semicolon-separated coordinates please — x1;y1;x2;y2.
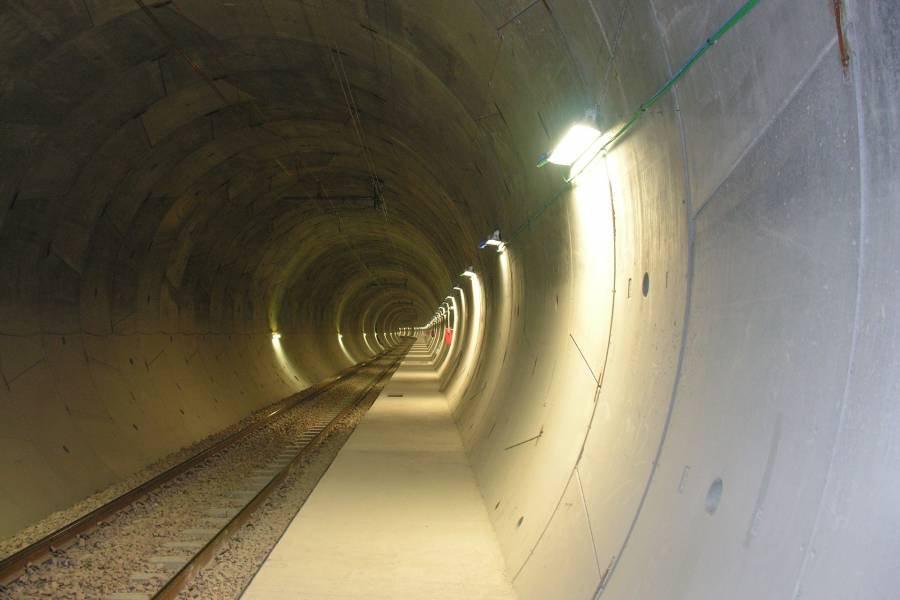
507;0;761;246
530;0;760;183
528;0;759;192
563;0;760;182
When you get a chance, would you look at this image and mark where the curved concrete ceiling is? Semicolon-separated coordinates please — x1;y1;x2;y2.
0;1;897;599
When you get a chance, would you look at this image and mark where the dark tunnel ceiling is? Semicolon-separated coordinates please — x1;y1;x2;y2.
0;1;584;335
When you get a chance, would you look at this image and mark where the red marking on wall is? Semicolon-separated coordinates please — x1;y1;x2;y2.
444;328;453;346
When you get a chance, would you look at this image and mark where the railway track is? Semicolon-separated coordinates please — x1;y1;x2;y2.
0;343;409;599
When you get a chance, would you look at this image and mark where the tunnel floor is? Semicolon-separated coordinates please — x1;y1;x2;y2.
243;338;516;600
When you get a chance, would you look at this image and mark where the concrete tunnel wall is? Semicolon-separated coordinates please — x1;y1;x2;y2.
0;1;897;599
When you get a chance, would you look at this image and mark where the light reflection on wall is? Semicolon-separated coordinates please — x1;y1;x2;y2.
437;296;460;380
372;331;386;352
444;269;486;410
269;332;308;390
449;247;513;436
428;309;445;360
362;332;376;355
337;333;355;364
567;156;615;373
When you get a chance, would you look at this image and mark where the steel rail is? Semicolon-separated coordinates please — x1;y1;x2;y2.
0;349;393;585
152;344;409;599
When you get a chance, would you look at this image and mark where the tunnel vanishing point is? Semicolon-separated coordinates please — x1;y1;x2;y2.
0;0;898;598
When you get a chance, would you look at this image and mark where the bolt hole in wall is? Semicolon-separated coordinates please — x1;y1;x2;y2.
517;516;525;527
705;478;724;515
642;272;650;297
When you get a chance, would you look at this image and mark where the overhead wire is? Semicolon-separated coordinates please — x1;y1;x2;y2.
330;49;386;214
135;0;463;316
315;178;387;289
328;40;413;290
140;0;411;298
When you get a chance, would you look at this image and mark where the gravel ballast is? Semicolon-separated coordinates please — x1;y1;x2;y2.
0;349;406;600
178;389;382;599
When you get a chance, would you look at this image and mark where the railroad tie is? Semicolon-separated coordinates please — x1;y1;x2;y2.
228;490;259;498
161;540;204;551
147;555;186;569
252;468;280;476
182;528;220;538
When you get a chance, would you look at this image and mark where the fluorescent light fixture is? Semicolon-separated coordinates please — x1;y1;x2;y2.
271;332;282;340
479;229;506;253
545;123;602;166
537;109;603;170
453;286;463;292
461;266;476;278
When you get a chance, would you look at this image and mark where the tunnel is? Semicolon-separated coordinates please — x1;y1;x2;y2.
0;0;897;598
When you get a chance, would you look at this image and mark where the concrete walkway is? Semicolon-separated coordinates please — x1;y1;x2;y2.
242;339;517;600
